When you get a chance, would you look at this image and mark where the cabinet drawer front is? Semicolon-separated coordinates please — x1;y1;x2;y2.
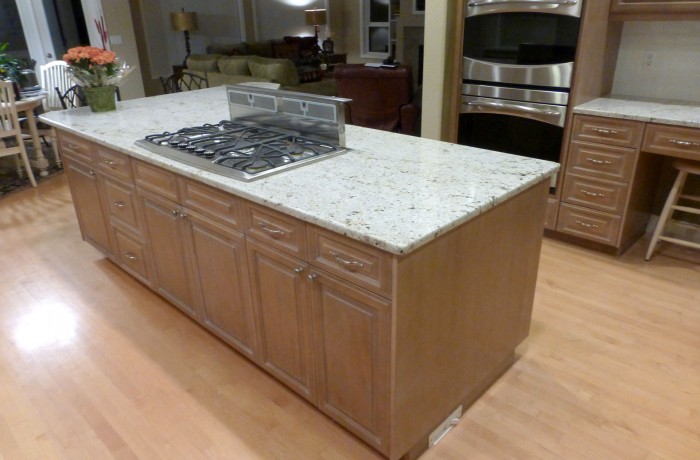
245;204;306;257
642;123;700;161
96;147;132;182
571;115;643;148
133;160;180;201
103;176;140;230
566;141;636;182
561;174;629;214
114;229;150;284
308;226;392;298
180;179;243;230
556;204;622;245
58;131;94;164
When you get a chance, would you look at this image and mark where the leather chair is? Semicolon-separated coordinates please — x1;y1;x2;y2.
333;64;419;135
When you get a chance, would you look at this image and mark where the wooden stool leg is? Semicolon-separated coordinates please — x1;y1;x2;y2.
645;170;687;261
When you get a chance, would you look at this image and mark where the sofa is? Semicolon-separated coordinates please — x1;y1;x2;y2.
185;38;337;96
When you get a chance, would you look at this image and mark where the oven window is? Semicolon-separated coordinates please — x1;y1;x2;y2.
458;113;563;163
463;13;580;65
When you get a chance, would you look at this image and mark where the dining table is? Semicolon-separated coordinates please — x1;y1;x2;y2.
15;94;53;177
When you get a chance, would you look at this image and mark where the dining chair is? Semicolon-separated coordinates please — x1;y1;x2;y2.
0;81;37;187
178;72;209;91
39;60;72;111
56;84;86;109
160;74;180;94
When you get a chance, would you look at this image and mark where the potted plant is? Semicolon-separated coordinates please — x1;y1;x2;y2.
0;42;25;97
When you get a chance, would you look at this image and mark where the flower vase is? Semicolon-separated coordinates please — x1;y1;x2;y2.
84;85;116;112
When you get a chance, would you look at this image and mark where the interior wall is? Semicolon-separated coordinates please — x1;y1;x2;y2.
612;21;700;102
101;0;145;99
253;0;325;41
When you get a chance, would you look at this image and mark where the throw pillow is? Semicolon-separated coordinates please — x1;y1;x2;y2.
248;57;300;86
217;56;252;76
186;54;222;72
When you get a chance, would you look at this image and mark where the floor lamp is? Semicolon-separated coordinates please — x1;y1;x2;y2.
170;9;198;67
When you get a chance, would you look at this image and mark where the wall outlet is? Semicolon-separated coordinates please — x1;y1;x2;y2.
428;405;463;447
642;51;656;70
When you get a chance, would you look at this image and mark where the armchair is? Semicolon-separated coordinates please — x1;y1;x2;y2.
333;64;419;135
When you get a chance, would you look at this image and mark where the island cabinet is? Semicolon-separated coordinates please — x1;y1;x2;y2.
56;128;550;460
557;115;662;252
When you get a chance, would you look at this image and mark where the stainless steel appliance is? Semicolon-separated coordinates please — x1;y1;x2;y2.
459;0;583;191
136;86;351;181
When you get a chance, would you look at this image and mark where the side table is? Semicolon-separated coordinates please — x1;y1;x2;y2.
321;53;347;77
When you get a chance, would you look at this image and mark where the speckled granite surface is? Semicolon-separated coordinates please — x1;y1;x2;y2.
574;95;700;128
40;86;558;255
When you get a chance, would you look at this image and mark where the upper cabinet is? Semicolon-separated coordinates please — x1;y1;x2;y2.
610;0;700;20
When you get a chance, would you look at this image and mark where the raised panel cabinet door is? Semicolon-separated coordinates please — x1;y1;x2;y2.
311;271;391;454
63;158;113;256
139;191;196;317
185;211;257;360
246;238;315;402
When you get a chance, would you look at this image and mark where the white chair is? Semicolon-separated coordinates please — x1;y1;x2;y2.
39;60;72;111
645;159;700;260
0;81;37;187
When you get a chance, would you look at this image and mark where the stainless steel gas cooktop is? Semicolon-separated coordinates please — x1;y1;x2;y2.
135;86;351;182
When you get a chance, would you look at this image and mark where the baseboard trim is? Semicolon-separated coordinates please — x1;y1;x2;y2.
646;216;700;244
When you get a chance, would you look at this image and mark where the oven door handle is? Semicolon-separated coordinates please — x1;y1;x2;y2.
463;99;565;127
467;0;577;7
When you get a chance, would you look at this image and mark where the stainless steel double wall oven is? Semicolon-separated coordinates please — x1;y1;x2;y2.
458;0;583;191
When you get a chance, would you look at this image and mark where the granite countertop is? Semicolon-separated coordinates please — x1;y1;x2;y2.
40;86;558;255
574;95;700;128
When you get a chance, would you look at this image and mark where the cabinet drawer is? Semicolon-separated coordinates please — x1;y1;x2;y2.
561;174;629;214
566;141;636;182
245;204;307;257
114;229;150;285
133;160;180;201
642;123;700;161
58;131;94;165
102;176;140;231
96;147;132;182
308;225;393;298
556;203;622;246
179;179;243;230
571;115;643;148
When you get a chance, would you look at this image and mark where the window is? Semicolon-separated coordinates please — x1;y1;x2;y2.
361;0;392;58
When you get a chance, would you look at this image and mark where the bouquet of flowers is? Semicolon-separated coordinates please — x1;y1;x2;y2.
63;46;131;88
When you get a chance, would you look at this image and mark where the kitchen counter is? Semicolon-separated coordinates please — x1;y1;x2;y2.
41;86;557;255
574;95;700;128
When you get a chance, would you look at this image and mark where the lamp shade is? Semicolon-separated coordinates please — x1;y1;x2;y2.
170;11;198;32
305;8;327;26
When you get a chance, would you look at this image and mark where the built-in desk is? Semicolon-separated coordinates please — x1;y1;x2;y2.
555;96;700;252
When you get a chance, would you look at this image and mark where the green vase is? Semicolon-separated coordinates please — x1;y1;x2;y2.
84;85;117;112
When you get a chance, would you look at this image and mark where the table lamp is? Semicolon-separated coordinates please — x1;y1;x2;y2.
170;8;198;67
305;8;327;54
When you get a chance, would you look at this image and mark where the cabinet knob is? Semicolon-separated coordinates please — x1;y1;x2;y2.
88;169;96;177
172;209;180;217
294;266;304;274
307;273;318;282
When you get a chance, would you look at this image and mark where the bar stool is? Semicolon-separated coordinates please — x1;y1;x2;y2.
645;159;700;260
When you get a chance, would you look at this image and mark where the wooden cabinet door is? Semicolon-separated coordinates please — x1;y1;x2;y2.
139;191;196;317
311;271;391;454
246;238;315;402
63;157;112;256
185;211;257;360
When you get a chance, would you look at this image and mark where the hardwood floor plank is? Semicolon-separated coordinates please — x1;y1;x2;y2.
1;175;699;459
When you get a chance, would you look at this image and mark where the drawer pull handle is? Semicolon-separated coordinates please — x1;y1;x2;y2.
88;169;96;177
592;127;619;136
124;252;139;261
103;159;118;167
172;209;180;217
67;143;80;150
329;250;364;272
669;138;700;148
575;220;599;229
259;221;285;238
113;201;126;209
585;157;612;166
579;189;606;198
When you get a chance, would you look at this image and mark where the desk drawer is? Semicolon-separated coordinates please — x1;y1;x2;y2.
96;147;132;182
245;204;307;257
561;174;629;214
566;141;636;182
58;131;94;164
557;203;621;246
308;225;392;298
642;123;700;161
571;115;644;148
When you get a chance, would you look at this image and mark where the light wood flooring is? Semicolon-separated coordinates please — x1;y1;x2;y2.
1;174;699;460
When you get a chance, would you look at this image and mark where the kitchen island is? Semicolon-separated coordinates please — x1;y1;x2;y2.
41;87;557;460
